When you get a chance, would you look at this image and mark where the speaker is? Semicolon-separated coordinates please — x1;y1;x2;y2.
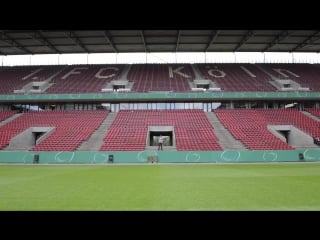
108;154;114;163
298;153;304;161
33;154;39;164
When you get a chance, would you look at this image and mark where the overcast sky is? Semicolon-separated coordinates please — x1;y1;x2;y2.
1;52;320;66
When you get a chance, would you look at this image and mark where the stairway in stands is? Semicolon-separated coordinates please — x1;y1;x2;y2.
0;112;22;127
77;112;117;151
205;112;246;150
191;64;204;79
118;64;131;80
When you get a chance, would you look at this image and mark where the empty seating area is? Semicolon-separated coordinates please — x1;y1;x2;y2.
0;110;17;122
46;65;123;93
197;64;277;92
2;108;320;151
0;65;61;94
0;65;124;94
3;61;320;154
2;63;320;93
100;110;222;151
259;64;320;91
214;108;320;150
305;108;320;120
0;110;108;151
215;109;293;150
0;110;18;148
253;108;320;139
127;64;194;92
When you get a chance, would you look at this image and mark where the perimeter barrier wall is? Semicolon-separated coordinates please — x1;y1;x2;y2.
0;150;320;164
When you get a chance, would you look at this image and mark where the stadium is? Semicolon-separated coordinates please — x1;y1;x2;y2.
1;30;320;210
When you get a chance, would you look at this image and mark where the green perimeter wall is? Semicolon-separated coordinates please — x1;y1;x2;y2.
1;150;320;164
1;92;320;102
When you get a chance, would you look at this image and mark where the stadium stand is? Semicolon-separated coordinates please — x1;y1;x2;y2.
2;63;320;93
214;108;320;150
127;64;195;92
100;109;222;151
258;63;320;91
2;63;320;152
197;63;277;92
0;110;108;151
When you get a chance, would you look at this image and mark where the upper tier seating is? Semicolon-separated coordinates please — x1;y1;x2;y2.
0;65;61;94
2;63;320;93
127;64;194;92
258;63;320;91
46;65;123;93
197;63;277;92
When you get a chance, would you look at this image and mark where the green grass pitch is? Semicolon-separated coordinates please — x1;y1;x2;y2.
1;163;320;210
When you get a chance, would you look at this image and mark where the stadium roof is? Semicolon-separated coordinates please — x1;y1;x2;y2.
0;30;320;55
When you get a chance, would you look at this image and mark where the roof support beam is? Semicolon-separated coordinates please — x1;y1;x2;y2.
0;31;32;54
67;31;89;52
205;30;220;52
291;31;320;51
29;31;60;53
0;40;5;54
140;30;148;52
262;30;291;52
175;30;181;52
103;31;118;53
2;30;320;54
233;30;255;52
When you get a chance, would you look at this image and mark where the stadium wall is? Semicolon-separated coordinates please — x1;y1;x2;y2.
0;150;320;164
1;92;320;103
